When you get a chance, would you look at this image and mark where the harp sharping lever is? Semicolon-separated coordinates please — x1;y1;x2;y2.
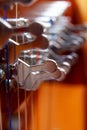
48;31;85;54
17;49;78;91
7;18;38;45
0;17;43;48
6;18;30;27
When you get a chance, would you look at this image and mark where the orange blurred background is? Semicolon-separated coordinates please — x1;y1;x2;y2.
29;1;87;130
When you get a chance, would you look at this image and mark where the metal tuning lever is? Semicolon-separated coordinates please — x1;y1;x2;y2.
15;47;78;91
17;55;58;90
17;50;57;73
68;23;87;32
7;18;30;27
7;18;36;45
15;48;57;89
49;31;85;54
0;17;43;48
33;52;78;90
19;70;61;91
0;51;78;91
8;35;49;65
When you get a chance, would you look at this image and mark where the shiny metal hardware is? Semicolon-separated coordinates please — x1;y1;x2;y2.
0;17;43;48
30;16;56;28
16;48;78;91
18;47;78;65
49;32;85;54
0;68;5;82
0;13;86;91
68;23;87;32
0;47;78;91
7;18;37;45
17;56;57;73
16;48;58;90
8;35;49;65
5;17;86;50
17;57;58;90
0;63;17;88
7;18;30;27
5;78;17;91
33;52;78;90
19;70;61;91
9;33;36;45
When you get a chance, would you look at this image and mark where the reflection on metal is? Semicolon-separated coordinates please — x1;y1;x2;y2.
0;1;87;129
0;15;86;90
0;17;43;48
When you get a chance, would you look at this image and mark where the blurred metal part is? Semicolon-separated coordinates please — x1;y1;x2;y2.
7;18;30;27
49;32;85;54
0;14;86;91
0;68;5;82
16;48;78;90
0;17;43;48
17;57;57;73
9;33;36;45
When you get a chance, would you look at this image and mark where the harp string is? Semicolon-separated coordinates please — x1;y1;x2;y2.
22;48;28;130
3;5;13;130
24;90;28;130
15;3;21;130
31;92;34;130
6;43;12;130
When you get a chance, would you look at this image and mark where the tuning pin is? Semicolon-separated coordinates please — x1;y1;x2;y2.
0;17;43;48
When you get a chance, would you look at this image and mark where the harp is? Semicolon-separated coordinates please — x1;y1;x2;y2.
0;0;86;130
